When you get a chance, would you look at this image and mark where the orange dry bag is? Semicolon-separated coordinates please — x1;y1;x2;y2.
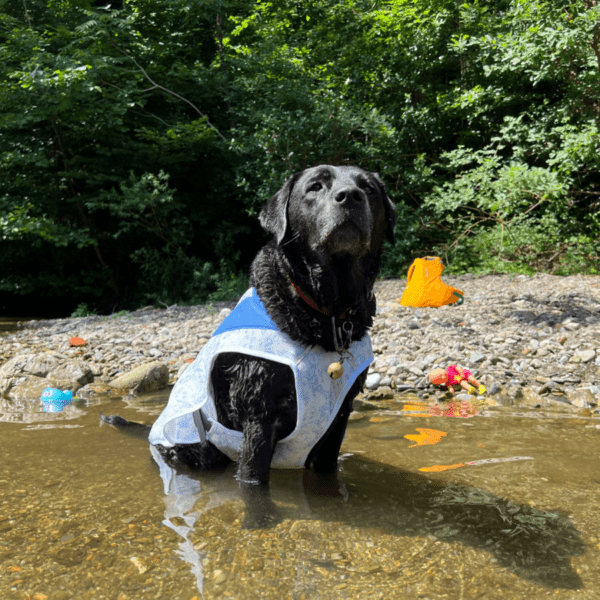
398;257;464;308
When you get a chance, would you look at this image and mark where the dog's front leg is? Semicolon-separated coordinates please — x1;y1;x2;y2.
307;396;352;473
237;420;281;528
237;420;275;484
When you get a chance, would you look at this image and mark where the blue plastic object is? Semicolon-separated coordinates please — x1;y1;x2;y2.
41;388;73;412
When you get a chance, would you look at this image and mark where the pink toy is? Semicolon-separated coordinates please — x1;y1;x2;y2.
429;365;486;395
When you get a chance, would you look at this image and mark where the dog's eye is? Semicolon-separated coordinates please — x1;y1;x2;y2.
357;180;374;194
308;182;323;193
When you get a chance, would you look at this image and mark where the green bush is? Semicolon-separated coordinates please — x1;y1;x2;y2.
69;302;97;318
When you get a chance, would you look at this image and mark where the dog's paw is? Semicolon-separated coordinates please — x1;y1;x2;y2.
242;504;282;530
238;481;282;529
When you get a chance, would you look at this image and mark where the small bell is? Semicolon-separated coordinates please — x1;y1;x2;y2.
328;361;344;379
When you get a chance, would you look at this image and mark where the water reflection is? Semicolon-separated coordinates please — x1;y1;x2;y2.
151;447;585;595
0;394;85;424
150;445;209;591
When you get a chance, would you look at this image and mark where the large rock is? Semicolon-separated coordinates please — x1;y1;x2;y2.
0;353;92;397
567;388;597;408
48;360;93;390
365;373;382;389
521;388;545;408
577;349;596;363
0;353;56;379
110;361;169;393
25;353;65;377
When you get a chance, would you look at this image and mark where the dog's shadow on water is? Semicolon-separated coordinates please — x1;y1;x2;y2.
152;449;585;592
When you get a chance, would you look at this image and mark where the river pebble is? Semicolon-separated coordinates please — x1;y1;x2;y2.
1;273;599;415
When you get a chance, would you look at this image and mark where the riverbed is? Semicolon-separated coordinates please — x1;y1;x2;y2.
1;387;599;599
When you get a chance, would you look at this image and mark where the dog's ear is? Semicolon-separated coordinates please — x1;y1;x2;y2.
372;173;396;246
259;171;303;245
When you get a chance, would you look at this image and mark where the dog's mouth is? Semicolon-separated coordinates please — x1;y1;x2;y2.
321;220;369;255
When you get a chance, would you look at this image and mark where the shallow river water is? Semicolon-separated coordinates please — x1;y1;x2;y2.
1;386;599;600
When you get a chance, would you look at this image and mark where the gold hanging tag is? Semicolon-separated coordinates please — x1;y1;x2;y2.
329;316;353;380
328;361;344;379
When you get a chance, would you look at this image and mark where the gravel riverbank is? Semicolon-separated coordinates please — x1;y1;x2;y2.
1;273;600;417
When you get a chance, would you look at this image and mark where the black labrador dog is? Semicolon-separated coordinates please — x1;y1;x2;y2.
103;165;395;488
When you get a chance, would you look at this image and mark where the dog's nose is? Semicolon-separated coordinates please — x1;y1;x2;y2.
334;186;362;205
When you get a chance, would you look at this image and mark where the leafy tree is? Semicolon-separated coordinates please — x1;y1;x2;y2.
422;0;600;274
1;0;598;316
0;0;242;314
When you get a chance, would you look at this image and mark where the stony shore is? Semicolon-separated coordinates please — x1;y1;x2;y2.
1;273;600;417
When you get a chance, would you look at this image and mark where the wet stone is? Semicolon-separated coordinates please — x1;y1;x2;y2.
567;388;597;408
6;375;53;400
77;382;122;400
366;386;395;400
353;398;380;411
365;373;382;389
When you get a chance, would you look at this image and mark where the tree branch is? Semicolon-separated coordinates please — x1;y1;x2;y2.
216;13;234;129
110;42;228;143
22;0;32;29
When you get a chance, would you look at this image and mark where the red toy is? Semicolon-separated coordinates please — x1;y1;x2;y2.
429;365;486;395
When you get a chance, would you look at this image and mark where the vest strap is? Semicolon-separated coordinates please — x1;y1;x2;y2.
192;409;211;447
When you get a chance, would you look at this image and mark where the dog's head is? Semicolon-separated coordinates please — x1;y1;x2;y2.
259;165;396;258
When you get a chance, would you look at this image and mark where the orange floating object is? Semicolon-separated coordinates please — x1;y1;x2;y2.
397;257;464;308
420;456;534;472
69;337;87;347
404;427;447;448
419;463;465;472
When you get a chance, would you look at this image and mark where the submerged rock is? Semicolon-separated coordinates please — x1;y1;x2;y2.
6;375;52;401
77;382;122;400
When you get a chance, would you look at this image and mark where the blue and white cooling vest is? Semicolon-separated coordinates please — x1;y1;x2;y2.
149;288;373;468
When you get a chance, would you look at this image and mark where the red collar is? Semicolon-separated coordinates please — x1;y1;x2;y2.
288;278;329;315
288;277;354;319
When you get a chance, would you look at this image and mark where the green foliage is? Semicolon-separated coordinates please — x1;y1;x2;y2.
92;170;192;250
208;266;250;303
1;0;599;316
70;302;97;318
0;0;240;313
132;249;248;307
439;219;600;277
419;0;600;274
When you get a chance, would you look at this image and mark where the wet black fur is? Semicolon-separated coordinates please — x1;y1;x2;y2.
104;165;395;490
